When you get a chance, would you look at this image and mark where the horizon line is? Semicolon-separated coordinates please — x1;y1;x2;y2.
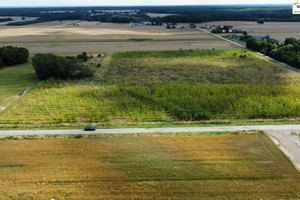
0;4;292;8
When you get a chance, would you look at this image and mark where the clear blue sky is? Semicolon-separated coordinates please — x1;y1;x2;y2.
0;0;293;7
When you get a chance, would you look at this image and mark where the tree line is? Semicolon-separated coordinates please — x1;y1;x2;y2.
246;37;300;69
0;46;29;68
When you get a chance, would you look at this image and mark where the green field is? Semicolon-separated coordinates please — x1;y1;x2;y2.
0;49;300;128
105;49;300;86
0;131;299;199
0;61;38;111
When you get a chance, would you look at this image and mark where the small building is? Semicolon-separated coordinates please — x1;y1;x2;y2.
252;35;262;40
189;23;196;28
139;21;151;26
229;34;239;39
233;29;243;33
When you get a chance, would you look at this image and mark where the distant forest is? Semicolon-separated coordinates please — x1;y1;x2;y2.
1;5;300;25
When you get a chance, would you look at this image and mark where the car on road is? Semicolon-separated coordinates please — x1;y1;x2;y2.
84;126;96;131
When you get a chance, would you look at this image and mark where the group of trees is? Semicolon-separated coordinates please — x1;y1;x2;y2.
246;37;300;69
0;46;29;68
32;54;94;80
0;44;94;81
0;18;12;22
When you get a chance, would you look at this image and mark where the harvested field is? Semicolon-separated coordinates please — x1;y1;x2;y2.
0;132;299;199
200;21;300;43
1;40;236;54
0;23;237;53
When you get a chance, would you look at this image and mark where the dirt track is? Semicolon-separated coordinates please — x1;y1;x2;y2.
266;130;300;172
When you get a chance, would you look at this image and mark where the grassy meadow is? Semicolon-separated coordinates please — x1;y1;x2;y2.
105;49;300;86
0;61;38;111
0;131;299;199
0;49;300;127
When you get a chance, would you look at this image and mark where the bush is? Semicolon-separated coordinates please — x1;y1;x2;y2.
32;53;94;80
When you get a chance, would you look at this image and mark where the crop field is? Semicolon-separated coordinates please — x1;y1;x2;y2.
0;62;37;111
1;49;300;127
0;131;299;199
0;23;237;53
106;49;300;85
200;21;300;43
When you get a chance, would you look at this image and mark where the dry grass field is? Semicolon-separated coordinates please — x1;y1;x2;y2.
200;21;300;43
0;22;238;53
0;131;299;199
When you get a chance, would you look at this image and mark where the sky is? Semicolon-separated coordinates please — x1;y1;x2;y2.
0;0;293;7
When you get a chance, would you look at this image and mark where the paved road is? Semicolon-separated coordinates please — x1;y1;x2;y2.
0;125;299;136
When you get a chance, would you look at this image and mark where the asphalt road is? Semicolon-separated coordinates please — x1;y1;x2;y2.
0;125;299;136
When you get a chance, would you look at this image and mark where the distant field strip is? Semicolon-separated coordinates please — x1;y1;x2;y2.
0;132;299;199
0;38;218;43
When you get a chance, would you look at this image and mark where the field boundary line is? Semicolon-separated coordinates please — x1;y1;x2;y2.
197;27;300;72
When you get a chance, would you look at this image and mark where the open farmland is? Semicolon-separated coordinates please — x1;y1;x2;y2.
106;49;300;85
0;132;299;199
0;23;237;53
1;49;300;128
200;21;300;43
0;62;37;112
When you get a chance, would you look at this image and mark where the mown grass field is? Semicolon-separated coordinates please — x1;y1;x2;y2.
0;61;38;111
0;131;299;199
0;49;299;128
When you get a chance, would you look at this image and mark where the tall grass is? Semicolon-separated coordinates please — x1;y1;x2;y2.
106;49;299;86
1;83;299;125
124;84;300;120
